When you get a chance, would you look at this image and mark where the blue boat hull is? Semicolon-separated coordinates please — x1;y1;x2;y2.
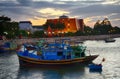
17;52;99;66
89;64;102;72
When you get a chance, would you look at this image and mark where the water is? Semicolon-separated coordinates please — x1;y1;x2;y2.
0;38;120;79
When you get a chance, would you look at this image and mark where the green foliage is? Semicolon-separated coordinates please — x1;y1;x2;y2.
93;23;113;35
0;16;19;39
75;31;84;36
64;32;74;36
43;21;65;30
112;26;120;34
56;22;65;30
16;30;28;37
84;26;93;35
43;22;55;29
32;31;44;38
0;15;11;22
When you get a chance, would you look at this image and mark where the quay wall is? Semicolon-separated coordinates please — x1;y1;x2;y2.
0;34;120;45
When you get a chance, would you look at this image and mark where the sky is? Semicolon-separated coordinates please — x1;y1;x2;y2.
0;0;120;27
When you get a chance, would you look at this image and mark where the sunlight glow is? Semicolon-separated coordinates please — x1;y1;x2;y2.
38;8;69;16
84;17;95;27
102;0;118;4
29;17;46;25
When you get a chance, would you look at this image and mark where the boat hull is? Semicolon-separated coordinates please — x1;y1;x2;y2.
105;39;115;43
17;54;98;66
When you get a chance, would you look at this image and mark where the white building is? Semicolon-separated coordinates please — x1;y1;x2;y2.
19;21;33;32
32;26;44;32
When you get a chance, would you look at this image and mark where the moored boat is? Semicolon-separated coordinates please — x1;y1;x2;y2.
0;41;17;53
105;38;116;43
17;39;99;66
89;64;102;72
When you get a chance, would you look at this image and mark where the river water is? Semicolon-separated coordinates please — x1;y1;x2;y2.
0;38;120;79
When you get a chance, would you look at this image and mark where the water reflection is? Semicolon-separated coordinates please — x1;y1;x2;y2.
0;38;120;79
16;64;86;79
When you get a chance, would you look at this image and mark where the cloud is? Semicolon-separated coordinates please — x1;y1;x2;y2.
0;0;120;27
29;17;46;25
38;8;69;16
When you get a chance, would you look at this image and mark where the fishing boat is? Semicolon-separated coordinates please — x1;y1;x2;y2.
0;41;17;53
105;38;116;43
89;64;102;72
16;39;99;66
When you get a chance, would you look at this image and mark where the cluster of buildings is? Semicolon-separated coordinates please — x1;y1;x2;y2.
19;15;84;36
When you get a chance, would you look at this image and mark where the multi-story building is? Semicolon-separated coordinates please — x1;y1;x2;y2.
19;21;33;33
46;15;84;33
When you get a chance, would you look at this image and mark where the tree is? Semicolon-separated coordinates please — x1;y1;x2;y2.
16;30;28;38
112;26;120;34
43;21;65;30
32;31;44;38
55;22;65;30
64;32;74;36
0;16;19;39
93;18;113;35
0;16;11;35
0;15;11;22
43;22;55;30
75;31;84;36
84;26;93;35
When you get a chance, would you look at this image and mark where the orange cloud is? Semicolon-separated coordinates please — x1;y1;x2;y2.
38;8;69;16
84;17;95;27
29;18;46;25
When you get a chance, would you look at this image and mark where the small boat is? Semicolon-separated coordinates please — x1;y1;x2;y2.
0;41;17;53
89;58;105;72
17;39;99;66
89;64;102;72
105;38;115;43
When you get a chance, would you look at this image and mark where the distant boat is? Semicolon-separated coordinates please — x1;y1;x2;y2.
16;39;98;66
0;41;17;53
105;38;116;43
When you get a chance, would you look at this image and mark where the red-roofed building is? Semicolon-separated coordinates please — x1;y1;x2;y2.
46;15;84;34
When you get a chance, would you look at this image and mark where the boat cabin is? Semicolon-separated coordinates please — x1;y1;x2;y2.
41;43;73;60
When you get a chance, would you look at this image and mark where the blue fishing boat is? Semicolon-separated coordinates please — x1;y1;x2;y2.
89;58;105;72
0;41;17;53
17;39;99;66
89;64;102;72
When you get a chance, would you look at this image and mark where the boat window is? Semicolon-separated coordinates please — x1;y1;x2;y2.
57;51;63;56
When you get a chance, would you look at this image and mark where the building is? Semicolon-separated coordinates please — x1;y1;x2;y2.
19;21;33;33
46;15;84;34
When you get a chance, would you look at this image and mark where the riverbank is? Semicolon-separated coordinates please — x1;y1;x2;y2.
0;34;120;45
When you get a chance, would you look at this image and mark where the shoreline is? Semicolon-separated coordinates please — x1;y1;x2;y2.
0;34;120;45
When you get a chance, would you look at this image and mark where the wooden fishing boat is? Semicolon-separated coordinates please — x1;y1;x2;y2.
17;39;99;66
0;41;17;53
104;38;115;43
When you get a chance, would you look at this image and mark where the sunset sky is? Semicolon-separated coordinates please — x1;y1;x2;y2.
0;0;120;27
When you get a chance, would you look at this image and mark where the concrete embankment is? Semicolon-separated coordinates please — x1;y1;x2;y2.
0;34;120;45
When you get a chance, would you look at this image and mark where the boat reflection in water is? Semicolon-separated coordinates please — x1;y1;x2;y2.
16;39;98;67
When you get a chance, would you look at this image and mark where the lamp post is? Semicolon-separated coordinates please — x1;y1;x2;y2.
27;31;30;38
44;31;47;37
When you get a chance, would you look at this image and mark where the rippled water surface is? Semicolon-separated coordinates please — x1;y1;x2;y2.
0;38;120;79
